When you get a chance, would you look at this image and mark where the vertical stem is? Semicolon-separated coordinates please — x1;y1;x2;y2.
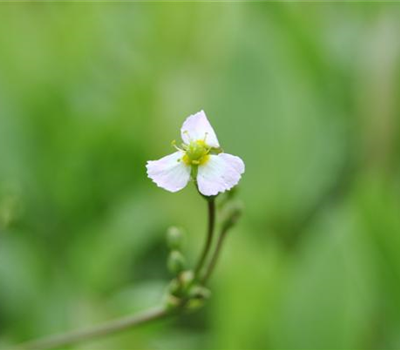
194;198;216;279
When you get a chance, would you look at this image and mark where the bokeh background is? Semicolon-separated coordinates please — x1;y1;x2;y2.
1;3;400;350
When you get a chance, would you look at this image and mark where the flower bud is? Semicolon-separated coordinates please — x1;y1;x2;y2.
185;299;206;312
221;200;243;232
164;294;181;310
188;285;211;300
167;278;181;296
167;250;186;275
184;287;211;312
166;226;184;250
180;270;195;291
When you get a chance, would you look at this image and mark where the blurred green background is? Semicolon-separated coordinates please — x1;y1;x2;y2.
1;3;400;350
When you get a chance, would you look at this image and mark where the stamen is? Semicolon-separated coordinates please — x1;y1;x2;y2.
171;140;184;152
183;130;193;142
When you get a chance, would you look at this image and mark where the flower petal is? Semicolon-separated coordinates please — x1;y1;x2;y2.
146;151;191;193
197;153;245;196
181;110;220;148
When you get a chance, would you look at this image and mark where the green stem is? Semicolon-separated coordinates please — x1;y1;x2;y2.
15;196;220;350
194;198;216;279
201;226;229;285
15;307;171;350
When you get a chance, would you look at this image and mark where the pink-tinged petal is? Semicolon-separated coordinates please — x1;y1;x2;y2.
197;153;245;196
146;151;191;193
181;110;220;148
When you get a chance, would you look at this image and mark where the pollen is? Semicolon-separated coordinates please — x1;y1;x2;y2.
182;139;211;166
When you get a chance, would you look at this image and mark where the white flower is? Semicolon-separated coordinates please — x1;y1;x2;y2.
146;110;245;196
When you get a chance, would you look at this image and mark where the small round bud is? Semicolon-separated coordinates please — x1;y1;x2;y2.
180;270;195;291
167;278;181;296
221;200;244;232
185;299;204;312
167;250;186;275
164;294;181;310
166;226;184;250
188;286;211;300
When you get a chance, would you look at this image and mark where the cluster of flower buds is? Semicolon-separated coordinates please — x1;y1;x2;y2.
164;226;211;311
166;226;186;275
220;200;244;233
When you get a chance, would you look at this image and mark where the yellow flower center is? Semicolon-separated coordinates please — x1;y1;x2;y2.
182;140;210;166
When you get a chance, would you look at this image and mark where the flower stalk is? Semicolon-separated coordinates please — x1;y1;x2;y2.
15;111;244;350
194;197;216;279
15;192;241;350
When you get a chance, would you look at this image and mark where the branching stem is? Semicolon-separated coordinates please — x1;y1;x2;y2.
15;195;228;350
15;307;171;350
